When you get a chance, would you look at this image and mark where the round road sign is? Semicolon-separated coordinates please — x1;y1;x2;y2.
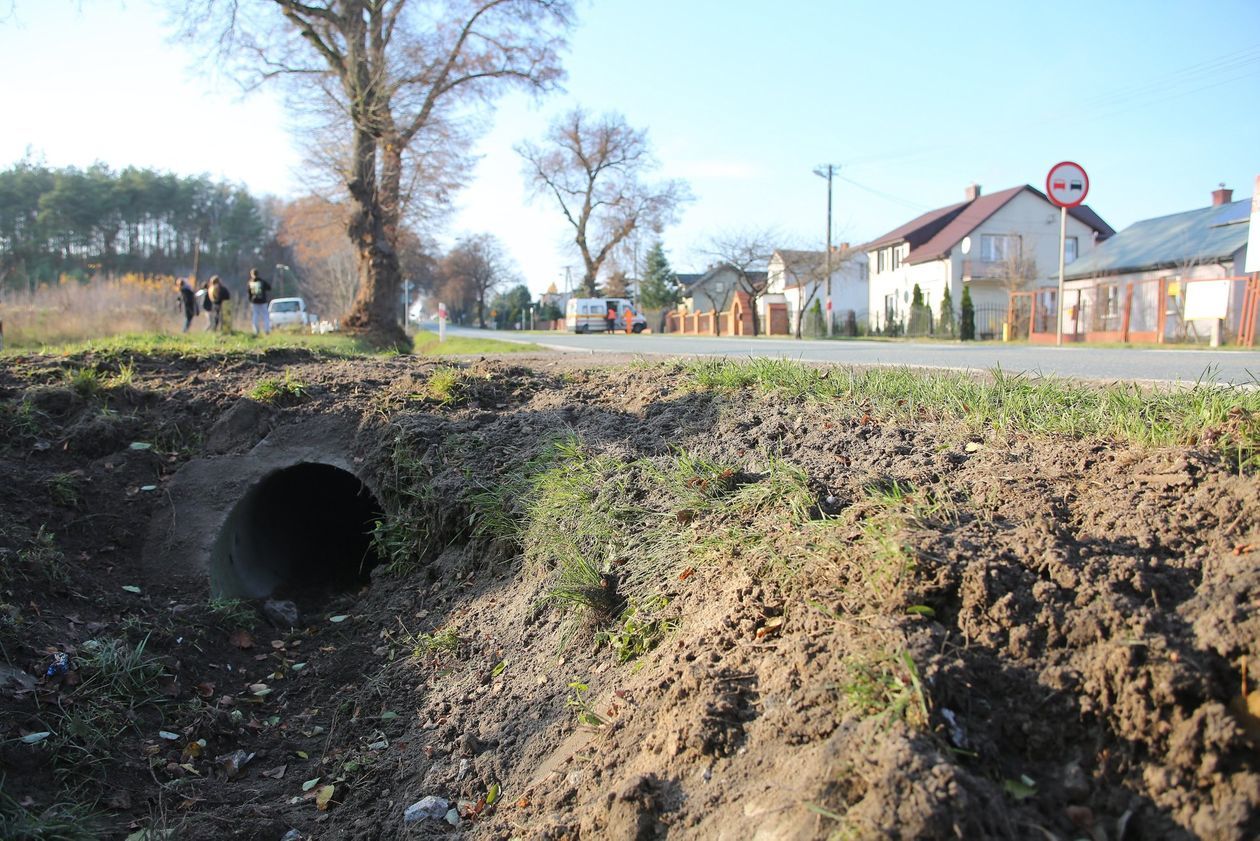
1046;161;1089;208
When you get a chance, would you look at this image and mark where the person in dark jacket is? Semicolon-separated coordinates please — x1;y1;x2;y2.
177;278;196;333
247;268;273;335
207;276;231;332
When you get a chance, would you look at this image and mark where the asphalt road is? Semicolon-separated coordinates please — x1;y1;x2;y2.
436;325;1260;385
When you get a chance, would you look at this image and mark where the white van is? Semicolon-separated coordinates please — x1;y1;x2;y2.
565;298;647;334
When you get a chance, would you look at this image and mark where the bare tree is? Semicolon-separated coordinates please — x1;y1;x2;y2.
518;108;689;296
438;233;514;328
173;0;571;348
701;229;776;336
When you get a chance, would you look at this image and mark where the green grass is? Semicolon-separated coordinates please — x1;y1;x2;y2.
61;368;103;398
74;635;166;710
248;369;308;403
0;399;43;444
206;597;257;629
411;330;540;355
39;636;167;784
684;358;1260;470
4;331;379;359
839;650;930;728
425;366;464;405
0;782;100;841
5;527;69;589
594;596;676;663
44;475;81;509
4;329;540;362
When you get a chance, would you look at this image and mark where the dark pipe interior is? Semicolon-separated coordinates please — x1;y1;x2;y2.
211;463;382;599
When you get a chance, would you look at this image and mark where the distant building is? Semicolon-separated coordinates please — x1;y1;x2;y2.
680;265;766;315
538;281;569;315
1062;185;1251;342
863;183;1113;336
765;245;868;334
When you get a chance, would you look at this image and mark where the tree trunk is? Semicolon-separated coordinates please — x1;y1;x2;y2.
342;125;408;350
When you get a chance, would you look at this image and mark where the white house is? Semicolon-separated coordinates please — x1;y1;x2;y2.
863;184;1114;337
764;246;868;335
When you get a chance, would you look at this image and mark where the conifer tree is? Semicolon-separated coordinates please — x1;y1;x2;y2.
960;286;976;341
638;241;681;309
939;286;956;338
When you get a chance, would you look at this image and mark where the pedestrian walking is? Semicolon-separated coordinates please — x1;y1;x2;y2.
247;268;273;335
176;278;196;333
605;304;616;333
207;276;231;332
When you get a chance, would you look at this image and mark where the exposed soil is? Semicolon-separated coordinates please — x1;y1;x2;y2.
1;348;1257;840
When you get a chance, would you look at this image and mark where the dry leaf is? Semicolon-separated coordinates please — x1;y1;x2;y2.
315;784;335;811
678;567;695;581
195;681;215;699
229;629;254;649
262;765;287;780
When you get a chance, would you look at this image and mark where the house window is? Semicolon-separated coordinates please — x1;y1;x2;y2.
1102;284;1120;324
891;246;901;270
884;293;898;322
1064;236;1078;264
980;234;1020;262
876;250;885;273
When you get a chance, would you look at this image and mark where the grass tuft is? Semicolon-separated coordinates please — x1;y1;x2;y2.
0;781;101;841
248;369;308;403
207;597;257;629
840;649;930;728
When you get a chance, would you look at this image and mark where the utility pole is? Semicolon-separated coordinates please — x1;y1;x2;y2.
813;164;839;337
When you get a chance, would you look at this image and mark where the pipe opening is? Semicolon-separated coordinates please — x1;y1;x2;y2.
210;463;383;601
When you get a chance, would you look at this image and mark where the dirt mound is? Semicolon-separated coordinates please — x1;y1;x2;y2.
0;350;1257;840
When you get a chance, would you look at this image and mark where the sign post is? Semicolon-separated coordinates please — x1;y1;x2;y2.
1045;161;1090;346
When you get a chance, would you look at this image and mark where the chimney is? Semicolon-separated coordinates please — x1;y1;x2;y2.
1212;183;1233;206
965;183;982;201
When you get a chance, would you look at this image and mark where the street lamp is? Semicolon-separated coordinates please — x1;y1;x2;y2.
813;165;839;337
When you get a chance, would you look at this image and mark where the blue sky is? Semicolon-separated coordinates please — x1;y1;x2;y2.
1;0;1257;295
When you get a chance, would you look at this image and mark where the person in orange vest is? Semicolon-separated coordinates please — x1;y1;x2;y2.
605;304;616;333
623;307;634;334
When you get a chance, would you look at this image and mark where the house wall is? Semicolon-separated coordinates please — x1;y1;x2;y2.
865;244;948;330
966;190;1102;292
683;266;741;314
1063;254;1247;340
867;189;1105;331
767;253;869;332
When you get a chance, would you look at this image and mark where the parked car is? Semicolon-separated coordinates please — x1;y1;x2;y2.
268;297;316;329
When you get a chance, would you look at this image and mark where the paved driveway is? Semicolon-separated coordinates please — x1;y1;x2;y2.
437;325;1260;385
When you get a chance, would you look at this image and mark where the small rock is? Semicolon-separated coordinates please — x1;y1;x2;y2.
458;733;483;757
264;599;300;628
1066;805;1094;830
445;808;460;827
1062;762;1089;803
280;830;303;841
216;749;255;780
456;758;470;779
0;664;37;693
403;796;449;824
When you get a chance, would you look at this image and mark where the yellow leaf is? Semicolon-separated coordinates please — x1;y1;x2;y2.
315;784;335;811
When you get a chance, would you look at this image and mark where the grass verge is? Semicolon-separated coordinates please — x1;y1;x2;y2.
684;358;1260;470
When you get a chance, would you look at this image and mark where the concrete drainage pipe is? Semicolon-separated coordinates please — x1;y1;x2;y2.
209;463;382;599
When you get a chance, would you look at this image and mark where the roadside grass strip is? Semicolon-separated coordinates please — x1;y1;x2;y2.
684;358;1260;470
